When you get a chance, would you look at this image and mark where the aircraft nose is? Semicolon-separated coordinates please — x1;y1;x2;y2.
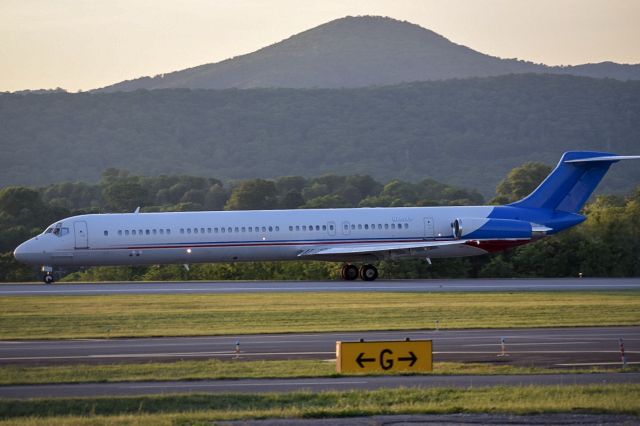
13;240;39;265
13;242;28;263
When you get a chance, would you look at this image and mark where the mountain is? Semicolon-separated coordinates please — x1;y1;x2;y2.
96;16;640;92
3;74;640;196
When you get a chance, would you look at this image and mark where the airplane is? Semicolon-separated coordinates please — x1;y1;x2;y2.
13;151;640;284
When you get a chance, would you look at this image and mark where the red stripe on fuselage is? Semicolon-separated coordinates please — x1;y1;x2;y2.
465;239;531;253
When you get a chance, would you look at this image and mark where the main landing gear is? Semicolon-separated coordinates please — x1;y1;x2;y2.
41;266;55;284
340;264;378;281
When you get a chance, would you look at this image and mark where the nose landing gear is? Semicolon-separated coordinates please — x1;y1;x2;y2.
340;264;378;281
41;266;55;284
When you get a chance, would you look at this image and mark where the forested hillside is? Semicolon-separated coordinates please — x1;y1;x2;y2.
97;16;640;92
2;74;639;195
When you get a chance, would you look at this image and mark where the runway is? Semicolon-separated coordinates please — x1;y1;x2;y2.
1;373;638;399
1;327;638;367
1;277;639;296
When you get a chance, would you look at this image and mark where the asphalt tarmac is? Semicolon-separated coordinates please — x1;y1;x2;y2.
1;372;638;399
1;277;639;296
2;327;637;367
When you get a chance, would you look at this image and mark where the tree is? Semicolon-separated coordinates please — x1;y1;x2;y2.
102;181;151;212
225;179;278;210
492;162;552;204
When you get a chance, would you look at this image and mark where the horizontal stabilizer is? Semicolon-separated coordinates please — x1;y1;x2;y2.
565;155;640;163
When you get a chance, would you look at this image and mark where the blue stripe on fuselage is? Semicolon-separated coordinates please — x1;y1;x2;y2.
488;206;585;234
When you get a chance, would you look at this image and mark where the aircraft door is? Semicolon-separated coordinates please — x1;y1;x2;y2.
342;221;351;235
74;221;89;249
423;217;435;239
327;221;336;236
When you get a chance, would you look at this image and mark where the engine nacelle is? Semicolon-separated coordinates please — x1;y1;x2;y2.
451;218;532;240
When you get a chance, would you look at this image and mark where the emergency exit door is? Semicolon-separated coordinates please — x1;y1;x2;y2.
424;217;434;239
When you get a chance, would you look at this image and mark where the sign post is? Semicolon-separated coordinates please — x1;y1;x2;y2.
336;339;433;373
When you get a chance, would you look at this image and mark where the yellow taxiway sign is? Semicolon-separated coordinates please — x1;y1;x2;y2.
336;339;433;373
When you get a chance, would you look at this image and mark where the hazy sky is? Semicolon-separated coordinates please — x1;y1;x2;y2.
1;0;638;92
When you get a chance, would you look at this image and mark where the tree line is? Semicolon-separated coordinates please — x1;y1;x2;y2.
2;74;640;196
1;163;638;281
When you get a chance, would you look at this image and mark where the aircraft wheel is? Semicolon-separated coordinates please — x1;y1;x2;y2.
341;264;359;281
359;264;378;281
43;273;54;285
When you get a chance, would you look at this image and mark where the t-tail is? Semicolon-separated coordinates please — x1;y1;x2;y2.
510;152;640;213
495;151;640;233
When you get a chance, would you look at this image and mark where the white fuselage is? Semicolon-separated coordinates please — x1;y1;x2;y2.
15;206;497;267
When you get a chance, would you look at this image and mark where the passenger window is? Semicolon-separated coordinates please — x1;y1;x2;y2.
241;227;246;232
228;227;233;233
194;228;198;234
118;230;123;236
302;226;307;231
152;229;157;235
201;228;205;234
138;229;143;235
378;224;382;230
214;228;219;233
343;224;348;230
125;230;130;236
221;228;226;233
358;224;362;230
364;224;369;230
289;226;293;231
315;225;320;231
275;226;280;231
166;229;171;235
234;227;239;233
296;226;301;231
261;226;266;232
248;227;252;232
159;229;164;235
385;224;389;229
132;230;137;235
391;224;396;229
322;225;327;231
180;228;184;234
207;228;212;233
104;230;108;236
187;228;192;234
330;225;334;230
351;224;355;230
268;226;273;232
146;230;150;235
405;223;409;229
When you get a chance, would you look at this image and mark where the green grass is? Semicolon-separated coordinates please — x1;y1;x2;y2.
2;359;632;386
1;291;639;340
0;385;638;425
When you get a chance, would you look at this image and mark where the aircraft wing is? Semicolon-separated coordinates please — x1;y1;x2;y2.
297;240;470;259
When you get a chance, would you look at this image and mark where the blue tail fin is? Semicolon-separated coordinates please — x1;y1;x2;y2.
510;151;639;213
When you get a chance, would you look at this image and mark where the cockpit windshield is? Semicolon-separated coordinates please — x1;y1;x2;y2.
47;223;69;237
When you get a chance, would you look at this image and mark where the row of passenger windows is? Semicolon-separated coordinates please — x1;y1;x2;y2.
103;222;407;237
112;229;171;237
181;225;280;234
344;223;409;230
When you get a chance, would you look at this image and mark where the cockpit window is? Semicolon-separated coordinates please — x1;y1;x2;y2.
51;223;69;237
45;228;53;234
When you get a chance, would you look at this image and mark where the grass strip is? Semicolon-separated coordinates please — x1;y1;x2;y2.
1;291;639;340
0;385;638;425
1;360;634;386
